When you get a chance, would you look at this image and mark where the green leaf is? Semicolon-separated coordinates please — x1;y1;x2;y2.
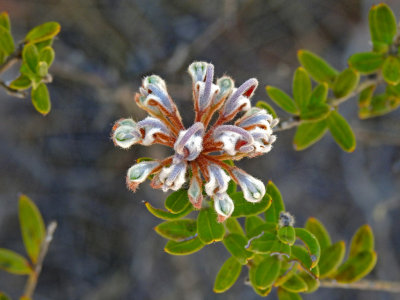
254;255;281;288
278;226;296;246
231;192;271;218
197;208;225;244
348;52;385;74
319;241;346;278
300;104;331;122
370;4;397;46
278;288;302;300
0;26;14;55
165;189;190;213
223;234;253;265
275;261;298;287
295;228;320;268
327;111;356;152
382;56;400;85
369;6;388;52
293;67;311;111
31;83;51;115
249;233;291;257
39;46;55;67
0;291;12;300
213;257;242;293
332;68;360;98
281;274;308;293
22;44;39;73
227;180;237;195
144;201;192;220
164;236;204;255
245;216;265;238
293;120;328;151
225;218;245;236
0;12;11;31
298;271;320;293
359;93;400;119
0;248;32;275
358;85;376;108
297;50;338;85
24;22;61;44
349;225;374;258
19;194;45;264
265;181;285;223
290;246;315;273
309;83;328;106
335;251;377;283
266;86;298;114
9;74;32;90
256;100;278;118
155;219;197;241
36;61;48;77
246;222;277;240
304;217;331;250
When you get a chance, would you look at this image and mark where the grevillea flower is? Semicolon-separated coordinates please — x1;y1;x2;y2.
112;62;279;222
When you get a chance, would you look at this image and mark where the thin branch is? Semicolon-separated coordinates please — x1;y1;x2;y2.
273;116;301;132
320;279;400;293
22;221;57;299
0;43;23;74
0;80;28;98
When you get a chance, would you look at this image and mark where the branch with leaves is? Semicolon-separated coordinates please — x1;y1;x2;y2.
0;12;60;115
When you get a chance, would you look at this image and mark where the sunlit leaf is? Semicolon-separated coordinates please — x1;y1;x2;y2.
31;83;51;115
154;219;197;241
277;287;302;300
22;44;39;73
0;25;14;55
9;74;32;90
382;56;400;85
281;274;308;293
0;248;32;275
165;189;190;213
249;233;291;257
349;225;374;258
213;257;242;293
327;111;356;152
266;86;298;114
164;236;204;255
297;50;338;85
0;12;11;31
256;100;278;118
295;228;320;268
144;201;192;220
298;270;320;293
265;181;285;223
278;226;296;246
304;217;331;250
39;46;55;67
293;67;311;111
369;4;397;46
225;218;245;236
348;52;385;74
197;208;225;244
309;83;328;106
223;234;253;265
245;216;264;238
358;85;376;108
300;104;331;122
231;192;271;218
335;251;377;283
254;255;281;288
36;61;48;77
293;120;328;151
24;22;60;44
319;241;346;278
332;68;360;98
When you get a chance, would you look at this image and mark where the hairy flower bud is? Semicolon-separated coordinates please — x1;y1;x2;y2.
215;76;234;105
248;127;275;154
222;78;258;118
232;168;265;202
137;117;170;145
235;107;274;130
112;119;141;149
188;61;209;83
188;176;203;209
159;161;187;192
213;125;254;155
214;193;234;222
205;164;230;196
126;161;160;191
174;122;204;161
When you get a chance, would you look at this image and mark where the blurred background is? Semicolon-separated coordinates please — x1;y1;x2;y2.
0;0;399;299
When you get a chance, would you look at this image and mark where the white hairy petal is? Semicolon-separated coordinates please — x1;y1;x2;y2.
113;120;141;149
174;122;204;161
159;162;187;192
205;164;231;196
213;125;254;155
137;117;170;146
232;168;265;203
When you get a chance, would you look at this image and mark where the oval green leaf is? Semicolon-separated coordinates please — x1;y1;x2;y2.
36;61;48;77
304;217;331;250
300;104;331;122
332;68;360;98
225;217;245;236
0;248;32;275
197;208;225;244
293;119;328;151
155;219;197;241
319;241;346;278
231;191;271;218
254;255;281;288
144;201;192;220
309;83;328;106
31;83;51;115
293;67;311;111
0;26;14;55
249;233;291;257
19;194;45;264
335;251;377;283
371;4;397;45
349;224;374;258
265;181;285;223
327;111;356;152
278;226;296;246
382;56;400;85
298;270;320;293
297;50;338;85
348;52;385;74
0;12;11;31
245;216;264;238
281;274;308;293
213;257;242;293
277;288;302;300
295;228;320;268
9;74;32;90
256;100;278;118
164;236;204;255
25;22;61;44
223;234;253;265
266;86;298;114
358;85;376;108
22;44;39;73
165;189;190;213
39;46;55;67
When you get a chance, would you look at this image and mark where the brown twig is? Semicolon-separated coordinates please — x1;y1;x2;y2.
0;43;23;74
22;221;57;299
0;80;27;98
320;279;400;293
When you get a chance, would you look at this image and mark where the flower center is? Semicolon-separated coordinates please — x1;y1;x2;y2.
174;122;205;161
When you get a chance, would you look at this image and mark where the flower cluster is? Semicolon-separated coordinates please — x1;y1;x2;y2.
112;62;278;222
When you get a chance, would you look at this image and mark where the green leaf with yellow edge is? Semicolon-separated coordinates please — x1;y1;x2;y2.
249;233;291;257
298;270;320;293
266;86;298;114
254;255;281;289
246;222;277;240
0;291;11;300
0;12;11;31
369;5;388;52
256;100;278;118
332;68;360;98
382;56;400;85
327;111;356;152
319;241;346;278
293;119;328;151
223;234;253;265
0;25;14;55
24;22;60;44
249;254;273;296
359;93;400;119
297;50;338;85
335;251;377;283
31;83;51;115
23;44;39;73
281;274;308;293
165;189;190;213
275;261;298;287
295;228;320;268
290;246;316;274
0;248;32;275
293;67;312;111
278;226;296;246
144;201;192;220
231;191;271;218
349;225;374;258
245;216;264;238
305;217;331;250
225;218;244;236
155;219;197;241
9;74;32;90
300;103;331;122
197;208;225;244
19;194;45;264
213;257;242;293
278;287;302;300
39;46;55;67
36;61;48;77
309;83;328;106
164;236;204;255
370;4;397;46
348;52;385;74
265;181;285;223
358;85;376;108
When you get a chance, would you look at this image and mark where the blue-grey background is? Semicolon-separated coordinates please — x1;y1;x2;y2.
0;0;399;299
